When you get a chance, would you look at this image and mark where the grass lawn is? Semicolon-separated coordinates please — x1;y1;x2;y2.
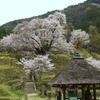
0;84;22;99
0;84;55;100
22;95;55;100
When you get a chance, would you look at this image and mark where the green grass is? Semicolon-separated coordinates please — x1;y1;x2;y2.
49;53;71;74
21;95;55;100
0;52;25;99
0;64;25;84
91;52;100;60
0;84;23;99
78;49;91;58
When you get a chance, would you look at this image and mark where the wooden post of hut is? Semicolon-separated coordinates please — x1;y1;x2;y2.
54;85;61;100
93;84;96;100
82;85;85;100
48;53;100;100
62;85;66;100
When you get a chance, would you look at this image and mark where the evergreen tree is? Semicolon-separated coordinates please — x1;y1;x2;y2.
88;25;100;53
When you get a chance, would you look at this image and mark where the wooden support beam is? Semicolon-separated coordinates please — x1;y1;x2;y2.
62;85;66;100
82;85;85;100
93;84;96;100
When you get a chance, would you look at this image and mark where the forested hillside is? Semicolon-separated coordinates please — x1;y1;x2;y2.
64;4;100;32
86;0;100;4
1;0;100;36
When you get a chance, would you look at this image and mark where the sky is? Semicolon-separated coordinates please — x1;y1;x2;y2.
0;0;86;26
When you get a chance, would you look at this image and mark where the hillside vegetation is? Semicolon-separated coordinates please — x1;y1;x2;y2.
64;4;100;32
0;52;25;98
0;50;100;98
0;51;70;99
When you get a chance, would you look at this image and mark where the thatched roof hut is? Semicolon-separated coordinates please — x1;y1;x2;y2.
49;53;100;85
49;53;100;100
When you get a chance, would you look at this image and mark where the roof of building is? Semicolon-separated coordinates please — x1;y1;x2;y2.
49;53;100;85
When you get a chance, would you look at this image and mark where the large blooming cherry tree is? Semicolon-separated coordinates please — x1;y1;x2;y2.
0;12;75;54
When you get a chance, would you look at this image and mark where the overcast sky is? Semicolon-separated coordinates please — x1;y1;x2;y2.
0;0;86;26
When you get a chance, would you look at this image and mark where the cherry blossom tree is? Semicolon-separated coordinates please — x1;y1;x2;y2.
17;54;54;81
0;12;75;54
70;29;90;48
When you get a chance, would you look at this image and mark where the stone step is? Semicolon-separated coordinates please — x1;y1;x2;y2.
28;93;38;97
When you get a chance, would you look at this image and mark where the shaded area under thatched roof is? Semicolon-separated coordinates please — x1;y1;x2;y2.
49;53;100;85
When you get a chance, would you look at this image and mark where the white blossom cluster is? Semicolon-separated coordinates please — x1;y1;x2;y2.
86;57;100;70
17;54;54;74
70;29;90;46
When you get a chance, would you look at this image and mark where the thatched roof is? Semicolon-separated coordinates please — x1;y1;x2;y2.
49;53;100;85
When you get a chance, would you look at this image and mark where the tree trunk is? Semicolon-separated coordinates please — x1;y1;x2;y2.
36;47;46;55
